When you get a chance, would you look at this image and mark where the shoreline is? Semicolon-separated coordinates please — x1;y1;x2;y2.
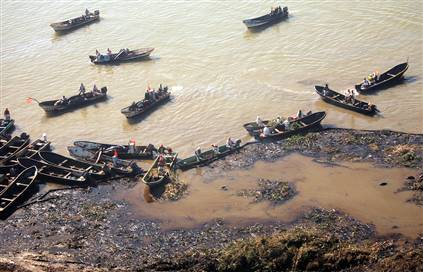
0;127;422;271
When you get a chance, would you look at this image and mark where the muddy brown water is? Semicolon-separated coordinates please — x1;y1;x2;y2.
1;1;422;158
119;154;422;238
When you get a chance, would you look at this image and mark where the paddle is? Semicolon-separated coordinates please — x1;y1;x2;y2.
25;97;40;104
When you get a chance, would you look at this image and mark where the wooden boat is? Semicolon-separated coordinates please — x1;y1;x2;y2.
0;166;38;218
121;86;171;119
142;154;178;188
258;111;327;140
67;146;141;177
355;62;409;93
73;140;168;159
39;151;108;180
50;10;100;32
176;140;243;171
315;85;379;115
0;135;30;163
89;48;154;64
0;119;14;137
17;158;88;185
33;87;107;114
243;6;288;28
0;138;51;173
243;111;314;136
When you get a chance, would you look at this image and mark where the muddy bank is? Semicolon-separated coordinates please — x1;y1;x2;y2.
210;128;423;171
1;128;422;271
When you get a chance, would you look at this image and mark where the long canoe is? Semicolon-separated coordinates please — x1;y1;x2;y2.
73;140;161;160
50;10;100;32
0;166;38;218
67;146;141;177
243;112;313;136
243;6;288;28
17;158;88;186
121;87;171;119
0;138;51;173
39;151;108;180
0;135;30;163
176;141;243;171
0;119;14;137
258;112;326;140
34;87;108;114
142;154;178;188
315;85;378;115
89;48;154;64
355;62;408;93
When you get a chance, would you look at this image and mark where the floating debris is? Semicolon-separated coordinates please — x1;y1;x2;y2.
237;178;296;204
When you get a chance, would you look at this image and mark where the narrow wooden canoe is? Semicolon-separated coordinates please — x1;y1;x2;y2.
142;154;178;188
0;119;15;137
73;140;169;160
17;158;88;186
50;10;100;32
0;135;30;163
243;6;288;28
67;146;142;177
35;87;107;114
355;62;408;93
39;151;108;180
89;48;154;64
0;166;38;218
315;85;378;115
176;141;243;171
258;112;327;140
121;87;171;119
0;138;50;173
243;112;313;136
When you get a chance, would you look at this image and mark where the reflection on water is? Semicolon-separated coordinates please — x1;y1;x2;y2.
118;154;422;238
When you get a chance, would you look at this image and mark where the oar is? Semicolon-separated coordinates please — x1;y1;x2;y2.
26;97;40;104
94;149;103;164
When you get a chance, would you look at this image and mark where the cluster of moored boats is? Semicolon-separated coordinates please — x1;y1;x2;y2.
1;5;412;218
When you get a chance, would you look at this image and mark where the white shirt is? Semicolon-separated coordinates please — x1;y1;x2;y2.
263;126;272;136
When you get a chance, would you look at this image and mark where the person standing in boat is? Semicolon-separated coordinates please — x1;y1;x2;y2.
296;110;303;119
79;83;86;96
112;150;119;167
212;144;220;155
226;137;236;149
85;9;90;17
3;108;10;121
195;147;202;161
157;155;166;175
158;144;166;154
107;48;112;55
256;116;264;127
92;84;99;94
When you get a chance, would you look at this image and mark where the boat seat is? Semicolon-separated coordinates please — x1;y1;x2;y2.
16;182;28;187
63;172;72;179
299;121;306;126
85;166;93;172
0;184;7;188
387;73;395;77
1;197;13;202
58;159;68;166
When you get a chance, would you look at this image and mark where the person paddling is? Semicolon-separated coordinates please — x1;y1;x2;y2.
3;108;10;121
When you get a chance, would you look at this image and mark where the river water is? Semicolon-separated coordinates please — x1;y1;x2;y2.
1;1;422;237
1;1;422;155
